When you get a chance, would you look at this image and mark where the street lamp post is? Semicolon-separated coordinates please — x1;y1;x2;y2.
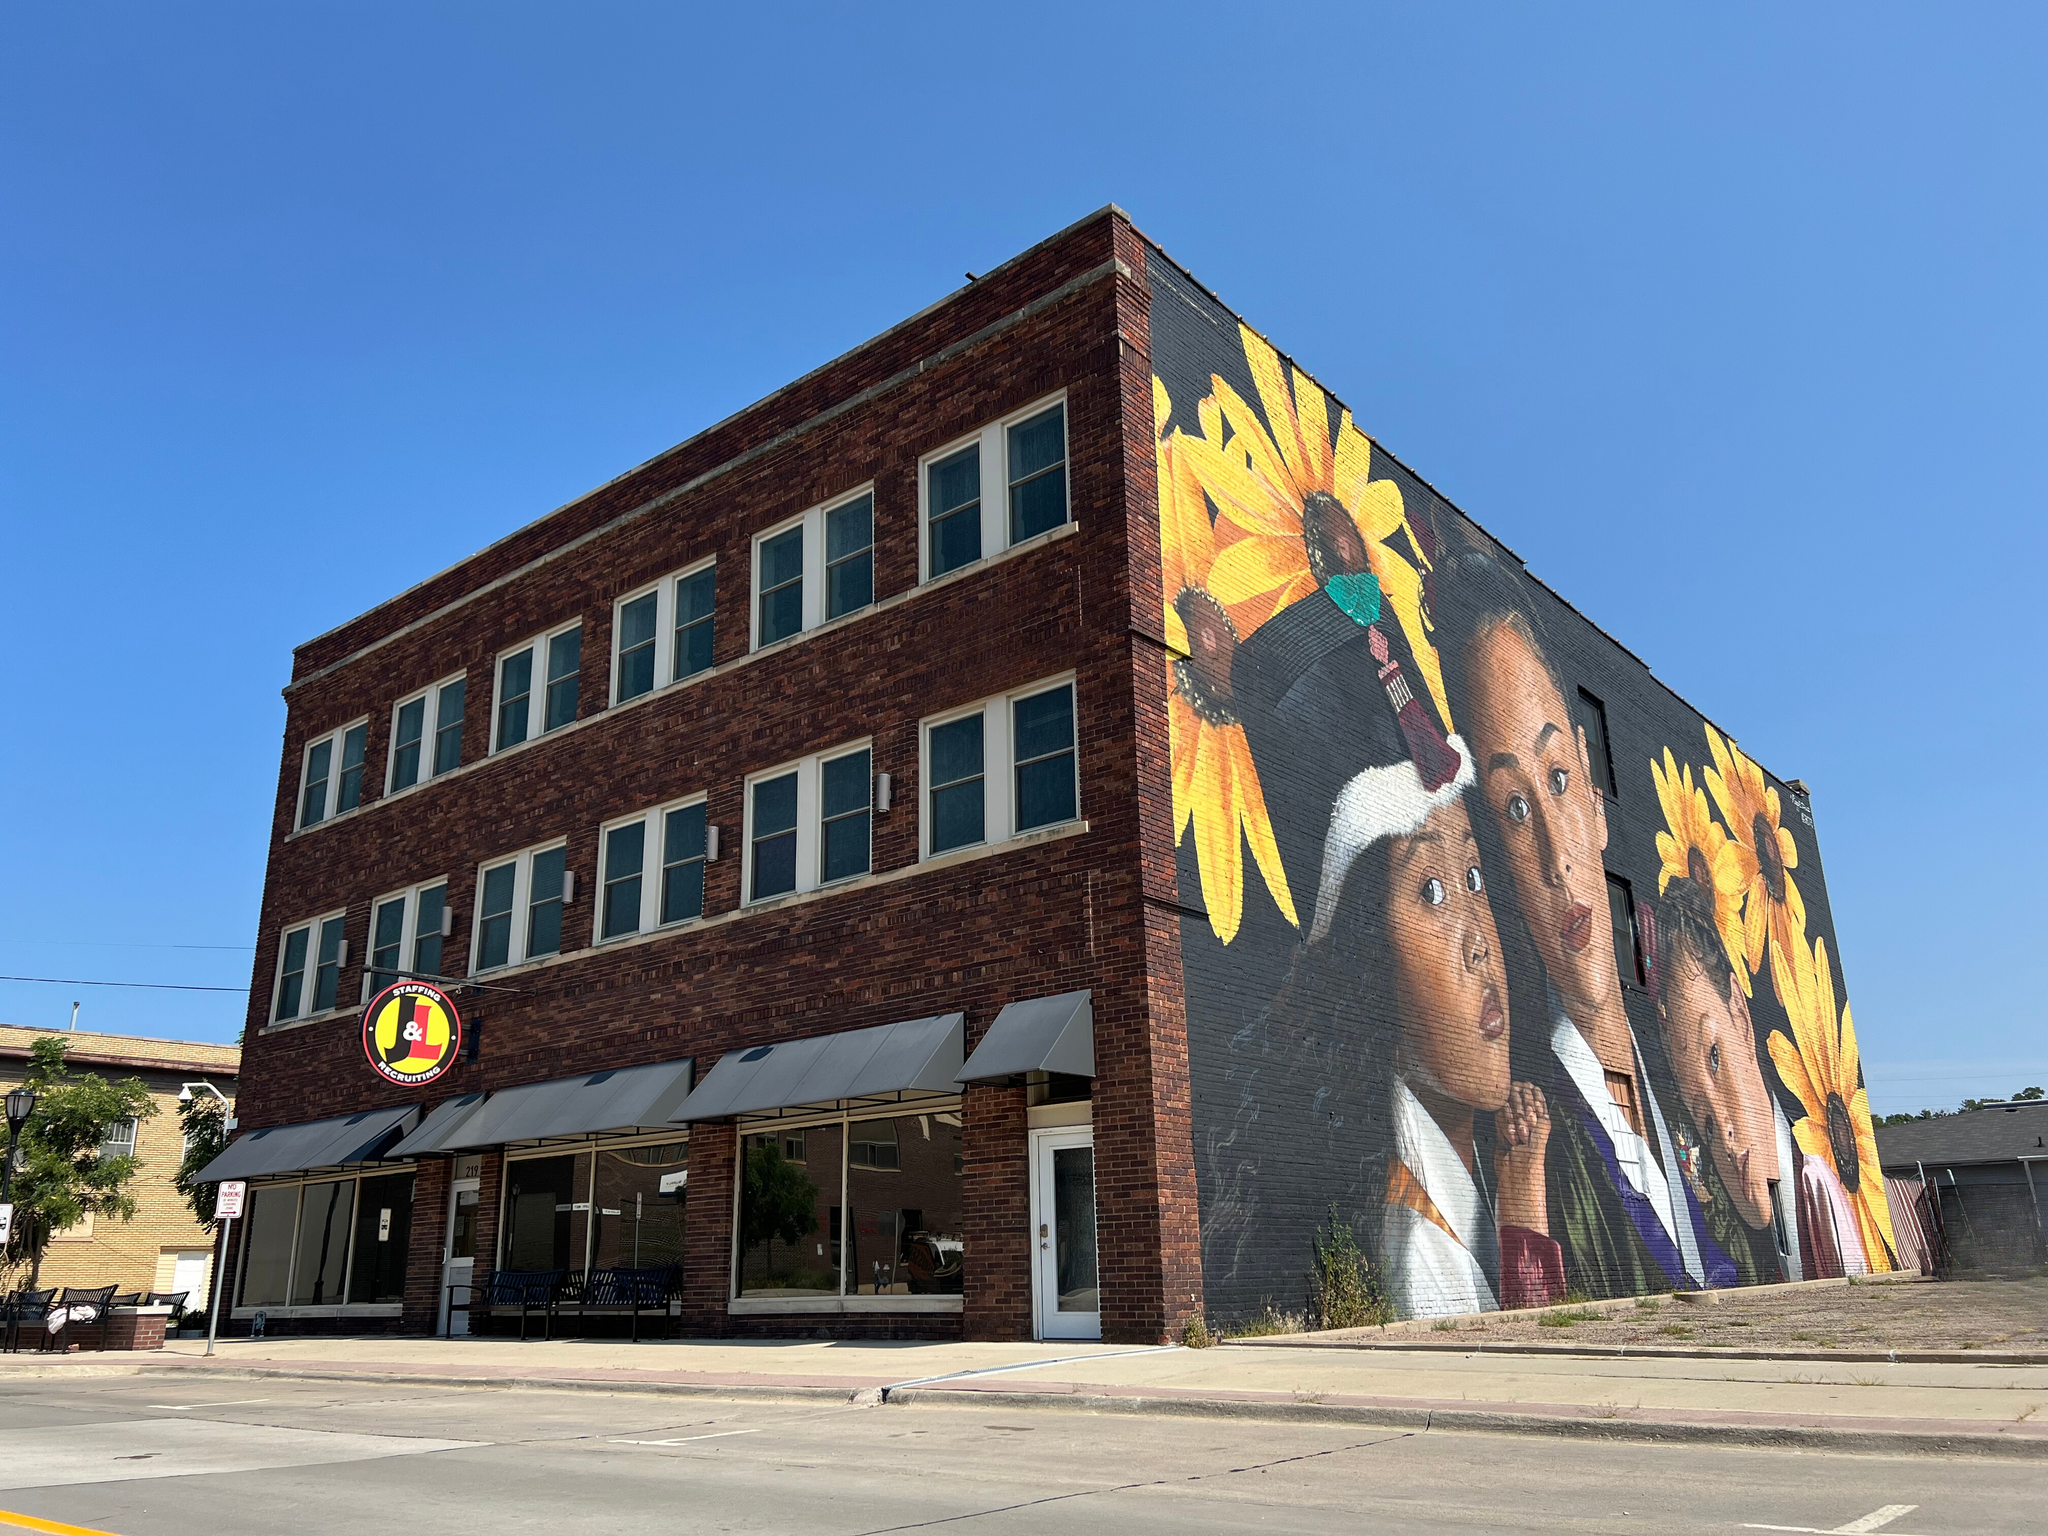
3;1084;37;1204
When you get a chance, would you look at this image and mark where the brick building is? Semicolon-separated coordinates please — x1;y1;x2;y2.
3;1024;239;1307
201;206;1897;1343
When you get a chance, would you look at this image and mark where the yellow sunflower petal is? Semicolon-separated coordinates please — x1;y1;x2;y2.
1208;534;1312;610
1213;372;1300;507
1290;367;1333;491
1240;326;1313;496
1369;541;1453;731
1169;692;1198;844
1178;427;1299;541
1839;1001;1862;1093
1191;723;1244;944
1791;1115;1832;1169
1330;421;1373;514
1769;1031;1826;1122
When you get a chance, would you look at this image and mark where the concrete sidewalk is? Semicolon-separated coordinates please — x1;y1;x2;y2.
5;1333;2045;1458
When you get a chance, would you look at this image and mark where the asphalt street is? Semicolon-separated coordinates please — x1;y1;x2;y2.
0;1374;2035;1536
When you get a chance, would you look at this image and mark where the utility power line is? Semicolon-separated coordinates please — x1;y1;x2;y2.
0;974;246;993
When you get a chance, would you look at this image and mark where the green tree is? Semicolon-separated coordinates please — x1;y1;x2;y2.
3;1037;158;1286
740;1142;818;1278
174;1094;232;1229
2015;1086;2045;1101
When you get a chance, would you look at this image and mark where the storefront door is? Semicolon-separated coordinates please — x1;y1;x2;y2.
1029;1127;1100;1340
440;1178;480;1336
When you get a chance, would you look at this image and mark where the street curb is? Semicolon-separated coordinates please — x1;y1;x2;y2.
1225;1340;2048;1366
882;1386;2048;1461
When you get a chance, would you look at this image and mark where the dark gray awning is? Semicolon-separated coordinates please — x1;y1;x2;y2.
672;1014;963;1122
386;1092;490;1158
192;1105;420;1184
406;1057;695;1151
955;990;1094;1083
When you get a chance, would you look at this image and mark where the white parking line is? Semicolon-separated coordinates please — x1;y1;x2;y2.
145;1398;272;1411
607;1429;765;1447
1743;1504;1921;1535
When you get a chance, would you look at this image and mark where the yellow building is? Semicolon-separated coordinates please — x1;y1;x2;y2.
1;1024;240;1308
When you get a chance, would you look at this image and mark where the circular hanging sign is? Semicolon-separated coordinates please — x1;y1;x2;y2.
362;980;462;1086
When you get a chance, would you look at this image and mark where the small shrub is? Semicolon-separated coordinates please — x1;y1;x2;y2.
1307;1206;1394;1331
1226;1302;1307;1339
1181;1314;1214;1349
1635;1296;1661;1312
1658;1324;1694;1338
1431;1318;1460;1332
1538;1307;1602;1328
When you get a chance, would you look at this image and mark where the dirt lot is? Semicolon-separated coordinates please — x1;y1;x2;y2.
1416;1276;2048;1352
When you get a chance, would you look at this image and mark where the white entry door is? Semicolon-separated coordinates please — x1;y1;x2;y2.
1030;1127;1100;1341
171;1250;211;1309
441;1180;481;1336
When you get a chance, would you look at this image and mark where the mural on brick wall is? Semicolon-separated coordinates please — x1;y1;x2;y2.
1150;253;1896;1322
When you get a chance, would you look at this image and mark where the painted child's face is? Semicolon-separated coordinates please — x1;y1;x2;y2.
1388;797;1511;1111
1465;619;1616;1024
1663;949;1781;1228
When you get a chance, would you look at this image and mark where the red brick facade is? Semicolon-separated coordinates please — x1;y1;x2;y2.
226;208;1202;1344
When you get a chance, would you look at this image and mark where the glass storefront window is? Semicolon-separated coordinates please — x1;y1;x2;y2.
290;1179;356;1305
846;1112;964;1296
736;1124;842;1296
348;1173;415;1304
502;1153;592;1273
592;1141;687;1271
238;1184;299;1307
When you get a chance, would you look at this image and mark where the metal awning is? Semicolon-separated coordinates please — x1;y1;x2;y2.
955;990;1094;1084
672;1014;964;1122
386;1092;489;1158
402;1057;696;1151
192;1105;420;1184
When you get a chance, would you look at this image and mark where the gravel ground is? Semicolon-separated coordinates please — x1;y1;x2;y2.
1414;1277;2048;1352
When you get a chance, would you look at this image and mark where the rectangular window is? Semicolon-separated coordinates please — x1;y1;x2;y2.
290;1179;356;1306
1577;687;1619;799
495;625;580;753
472;842;567;972
926;714;985;854
591;1141;688;1270
238;1185;299;1307
601;820;645;941
825;493;874;619
99;1118;138;1161
273;911;346;1022
502;1151;592;1273
614;560;717;704
367;880;447;989
920;394;1070;584
1012;683;1077;832
390;673;467;793
744;740;874;904
298;720;370;830
433;678;466;775
757;524;805;646
751;490;876;650
1606;871;1644;985
348;1172;415;1305
735;1108;964;1301
820;747;872;884
274;924;311;1021
1007;403;1068;544
926;444;982;578
750;772;799;901
661;802;707;925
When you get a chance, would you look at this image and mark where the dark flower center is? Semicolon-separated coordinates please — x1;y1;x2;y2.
1301;490;1370;587
1753;812;1787;903
1173;588;1239;726
1687;847;1713;891
1825;1091;1860;1193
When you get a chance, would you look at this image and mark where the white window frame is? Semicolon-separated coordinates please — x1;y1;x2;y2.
611;557;717;706
917;392;1069;585
493;621;583;754
298;718;371;830
470;839;570;973
366;877;451;992
593;794;710;944
272;908;350;1024
386;672;468;794
919;673;1079;859
749;485;876;652
742;738;874;905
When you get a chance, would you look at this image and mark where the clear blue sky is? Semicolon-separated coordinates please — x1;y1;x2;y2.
4;4;2041;1114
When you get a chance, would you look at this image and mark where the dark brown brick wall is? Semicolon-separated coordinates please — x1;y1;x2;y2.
229;208;1206;1341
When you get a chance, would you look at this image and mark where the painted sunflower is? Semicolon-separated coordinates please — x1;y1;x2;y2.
1768;933;1897;1271
1649;747;1748;992
1157;375;1298;944
1175;325;1451;732
1704;724;1807;1004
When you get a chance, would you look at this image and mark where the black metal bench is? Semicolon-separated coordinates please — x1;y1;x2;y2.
454;1268;568;1340
42;1285;119;1352
1;1289;56;1354
566;1266;680;1342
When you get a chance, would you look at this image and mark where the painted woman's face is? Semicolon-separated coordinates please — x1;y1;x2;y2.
1663;949;1781;1229
1388;796;1511;1111
1464;619;1616;1024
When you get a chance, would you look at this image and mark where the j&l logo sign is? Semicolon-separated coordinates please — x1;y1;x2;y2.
362;980;462;1086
